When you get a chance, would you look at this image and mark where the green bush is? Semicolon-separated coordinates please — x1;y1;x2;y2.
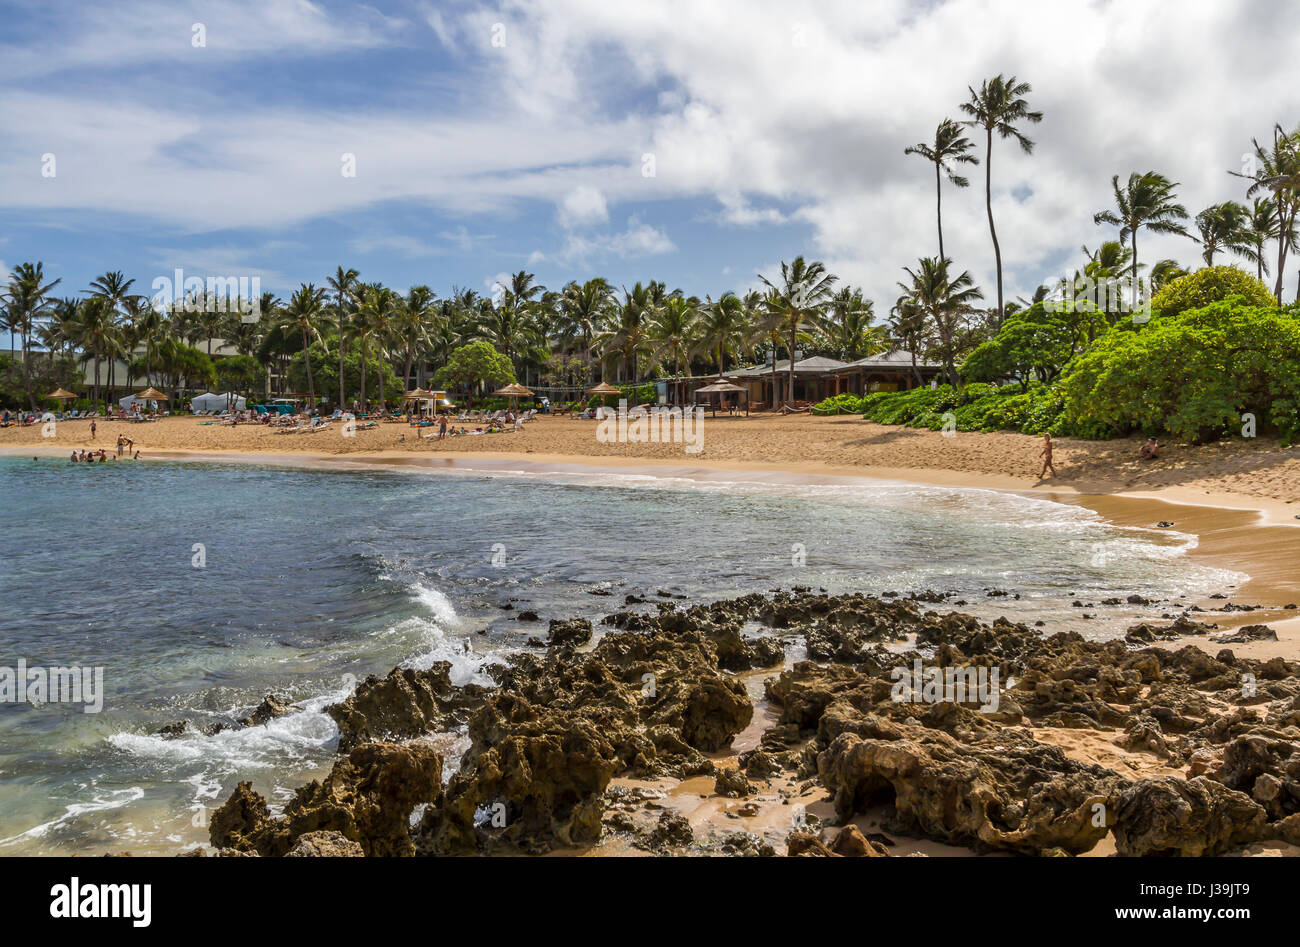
861;381;1094;437
1061;299;1300;443
1151;266;1274;319
812;393;865;414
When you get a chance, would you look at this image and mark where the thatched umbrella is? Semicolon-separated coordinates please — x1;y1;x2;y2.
585;381;622;410
492;382;535;412
135;387;169;401
694;378;748;416
47;387;77;401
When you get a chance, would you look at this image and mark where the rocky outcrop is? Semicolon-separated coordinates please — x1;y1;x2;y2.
325;663;487;753
1110;776;1268;856
285;830;365;857
210;742;443;857
818;725;1117;855
239;694;294;727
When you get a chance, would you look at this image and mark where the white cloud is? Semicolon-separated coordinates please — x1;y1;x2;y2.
4;0;1300;306
555;216;676;264
558;186;610;228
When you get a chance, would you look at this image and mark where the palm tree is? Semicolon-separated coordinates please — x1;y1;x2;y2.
649;295;698;404
1093;171;1191;309
960;74;1042;327
1232;124;1300;303
696;292;750;375
72;296;119;408
559;278;615;385
595;282;656;384
353;284;396;412
279;284;331;408
4;262;62;410
904;118;978;260
1195;201;1256;266
397;285;435;391
1149;259;1189;291
825;287;885;361
327;266;360;408
758;256;837;406
897;256;984;387
1244;197;1279;283
888;295;934;387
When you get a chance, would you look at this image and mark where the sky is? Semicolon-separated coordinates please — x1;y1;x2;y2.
2;0;1299;336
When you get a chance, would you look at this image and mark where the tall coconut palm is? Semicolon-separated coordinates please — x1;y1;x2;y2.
1093;171;1191;309
327;266;360;408
4;262;62;410
279;284;332;408
1195;200;1256;267
353;284;396;412
960;75;1042;327
904;118;979;260
1232;124;1300;304
397;285;436;391
559;278;615;384
1244;197;1280;283
825;287;885;361
72;296;119;408
648;295;698;404
887;295;934;387
696;292;750;375
595;282;656;384
897;256;984;387
757;257;837;406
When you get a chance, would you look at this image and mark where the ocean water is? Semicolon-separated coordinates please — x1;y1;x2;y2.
0;455;1242;854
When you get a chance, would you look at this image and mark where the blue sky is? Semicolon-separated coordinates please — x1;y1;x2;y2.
3;0;1298;337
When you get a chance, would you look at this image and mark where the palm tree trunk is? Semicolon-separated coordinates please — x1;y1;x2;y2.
935;161;945;260
787;327;796;406
1132;231;1139;311
360;336;368;412
984;128;1003;327
1276;205;1296;305
21;328;35;411
338;335;347;407
302;328;315;407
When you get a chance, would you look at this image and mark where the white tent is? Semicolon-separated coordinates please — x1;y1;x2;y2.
190;391;246;413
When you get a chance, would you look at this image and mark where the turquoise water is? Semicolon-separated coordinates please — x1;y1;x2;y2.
0;455;1239;854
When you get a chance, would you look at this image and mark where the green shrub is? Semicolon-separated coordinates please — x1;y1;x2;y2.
1061;299;1300;442
812;393;865;415
1151;266;1274;319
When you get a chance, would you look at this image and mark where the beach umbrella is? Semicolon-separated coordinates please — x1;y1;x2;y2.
492;382;534;412
47;387;77;400
135;387;169;401
584;381;622;409
693;378;749;416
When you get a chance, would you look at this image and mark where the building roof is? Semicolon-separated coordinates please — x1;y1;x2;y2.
832;349;945;372
729;356;850;377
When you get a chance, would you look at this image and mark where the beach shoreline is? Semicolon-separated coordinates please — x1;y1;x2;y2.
7;423;1300;656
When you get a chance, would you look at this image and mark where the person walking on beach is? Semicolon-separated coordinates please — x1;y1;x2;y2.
1038;433;1056;479
89;419;96;440
438;415;448;440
